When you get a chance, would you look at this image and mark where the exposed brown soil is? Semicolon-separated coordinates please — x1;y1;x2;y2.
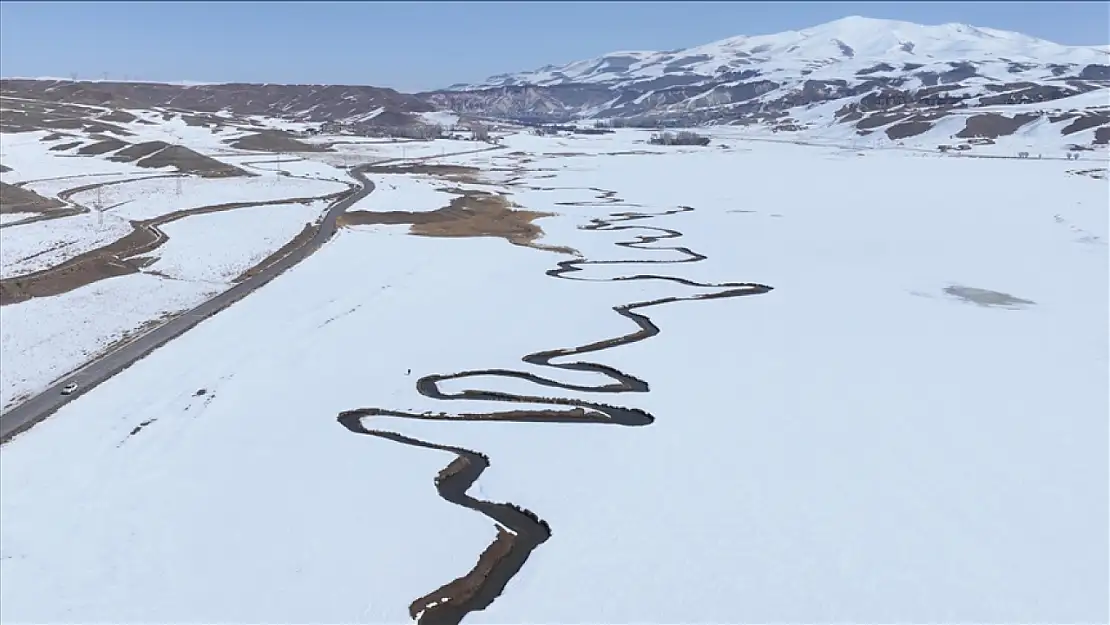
340;189;575;255
110;141;250;177
138;145;248;177
97;110;137;123
885;120;934;139
884;111;947;140
180;113;225;128
2;79;435;126
1062;113;1109;136
49;141;82;152
226;130;332;153
0;181;65;213
0;189;349;306
110;140;169;162
956;113;1038;139
77;138;128;155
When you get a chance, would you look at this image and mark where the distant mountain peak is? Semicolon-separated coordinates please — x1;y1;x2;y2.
426;15;1109;151
450;16;1107;90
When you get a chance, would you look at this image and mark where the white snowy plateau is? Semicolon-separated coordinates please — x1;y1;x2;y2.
0;14;1107;625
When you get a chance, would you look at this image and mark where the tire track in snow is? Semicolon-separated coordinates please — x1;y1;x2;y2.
338;192;773;624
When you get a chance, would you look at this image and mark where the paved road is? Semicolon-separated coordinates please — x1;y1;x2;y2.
0;145;502;443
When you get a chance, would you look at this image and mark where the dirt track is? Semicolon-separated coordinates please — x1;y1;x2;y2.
0;144;506;443
338;189;774;624
0;184;354;306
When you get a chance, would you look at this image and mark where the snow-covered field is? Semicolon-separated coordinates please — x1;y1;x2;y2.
65;174;345;221
0;198;329;409
146;201;323;284
0;211;39;225
347;174;455;213
0;274;217;409
1;211;134;279
0;120;359;409
0;131;155;181
2;131;1105;623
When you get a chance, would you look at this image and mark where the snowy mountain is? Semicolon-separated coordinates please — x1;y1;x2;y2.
425;16;1110;147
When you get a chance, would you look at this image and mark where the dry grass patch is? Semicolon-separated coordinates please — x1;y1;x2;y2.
341;189;576;255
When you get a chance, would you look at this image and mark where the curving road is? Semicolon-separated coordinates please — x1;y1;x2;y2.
338;195;774;624
0;144;504;442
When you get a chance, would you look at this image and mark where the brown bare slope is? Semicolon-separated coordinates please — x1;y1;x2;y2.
110;141;250;177
227;130;332;153
0;182;65;213
78;137;128;155
1;79;434;123
956;113;1038;139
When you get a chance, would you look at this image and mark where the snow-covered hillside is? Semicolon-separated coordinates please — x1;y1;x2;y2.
464;16;1108;88
429;17;1110;150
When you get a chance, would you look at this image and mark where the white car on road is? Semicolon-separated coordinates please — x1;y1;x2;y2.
61;382;78;395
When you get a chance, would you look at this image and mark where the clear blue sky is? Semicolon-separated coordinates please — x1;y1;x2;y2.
1;2;1106;92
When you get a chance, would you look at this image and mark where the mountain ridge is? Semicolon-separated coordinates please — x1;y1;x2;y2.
450;16;1108;90
423;16;1110;150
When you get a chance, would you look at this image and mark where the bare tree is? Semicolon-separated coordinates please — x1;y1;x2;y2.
470;122;490;142
649;131;710;146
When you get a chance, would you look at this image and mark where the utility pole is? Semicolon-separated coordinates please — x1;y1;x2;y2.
95;185;103;228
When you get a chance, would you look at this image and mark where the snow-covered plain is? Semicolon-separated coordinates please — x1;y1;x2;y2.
1;211;133;279
1;131;1106;624
146;201;323;284
347;173;455;213
65;173;345;221
0;211;39;225
0;120;359;408
0;274;217;409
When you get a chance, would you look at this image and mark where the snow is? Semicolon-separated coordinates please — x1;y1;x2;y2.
328;138;481;163
0;273;216;410
65;174;346;221
0;211;133;279
112;113;251;152
20;172;169;200
0;212;38;225
473;16;1108;88
348;174;454;213
1;131;1105;623
418;111;463;127
147;201;324;284
235;156;350;182
0;131;159;182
